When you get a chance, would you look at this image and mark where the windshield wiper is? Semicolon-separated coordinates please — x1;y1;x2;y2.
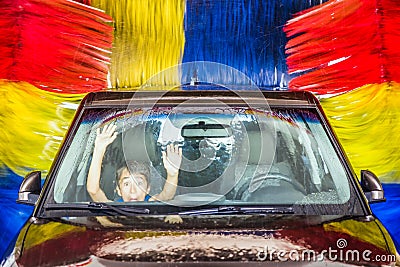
237;206;294;214
88;202;150;215
44;202;150;216
178;206;294;216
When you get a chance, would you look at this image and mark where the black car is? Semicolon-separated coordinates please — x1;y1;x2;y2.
2;89;399;266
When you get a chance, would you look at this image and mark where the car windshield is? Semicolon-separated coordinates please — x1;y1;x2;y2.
49;104;360;215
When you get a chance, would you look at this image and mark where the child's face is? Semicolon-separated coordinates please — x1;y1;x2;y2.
117;168;149;202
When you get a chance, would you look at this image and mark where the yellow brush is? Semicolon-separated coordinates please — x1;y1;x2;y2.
0;81;84;176
91;0;186;88
321;82;400;181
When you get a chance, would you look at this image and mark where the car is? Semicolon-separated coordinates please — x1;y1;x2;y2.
2;88;399;266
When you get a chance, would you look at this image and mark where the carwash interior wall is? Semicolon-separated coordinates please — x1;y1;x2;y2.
0;0;399;256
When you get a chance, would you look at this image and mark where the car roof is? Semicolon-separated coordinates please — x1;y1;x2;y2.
83;89;319;108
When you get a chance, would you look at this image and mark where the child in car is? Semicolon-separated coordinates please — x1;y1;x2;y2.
86;124;182;202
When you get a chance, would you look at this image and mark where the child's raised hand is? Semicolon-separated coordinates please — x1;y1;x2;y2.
94;124;118;152
162;143;182;177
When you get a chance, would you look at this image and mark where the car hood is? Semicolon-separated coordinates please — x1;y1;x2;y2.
15;215;397;266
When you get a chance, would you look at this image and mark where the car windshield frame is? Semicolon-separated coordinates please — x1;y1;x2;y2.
36;91;368;218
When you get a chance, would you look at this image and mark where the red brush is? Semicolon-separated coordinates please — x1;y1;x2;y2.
284;0;400;95
0;0;113;93
73;0;91;4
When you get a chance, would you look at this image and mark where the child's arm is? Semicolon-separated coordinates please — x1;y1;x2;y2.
86;124;118;202
151;144;182;201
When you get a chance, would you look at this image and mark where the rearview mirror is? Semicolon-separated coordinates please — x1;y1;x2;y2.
360;170;385;203
181;121;232;138
17;171;42;205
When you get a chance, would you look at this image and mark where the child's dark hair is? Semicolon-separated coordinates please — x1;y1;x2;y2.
116;161;150;185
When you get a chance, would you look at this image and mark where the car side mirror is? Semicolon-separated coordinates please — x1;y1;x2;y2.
360;170;385;203
17;171;42;205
